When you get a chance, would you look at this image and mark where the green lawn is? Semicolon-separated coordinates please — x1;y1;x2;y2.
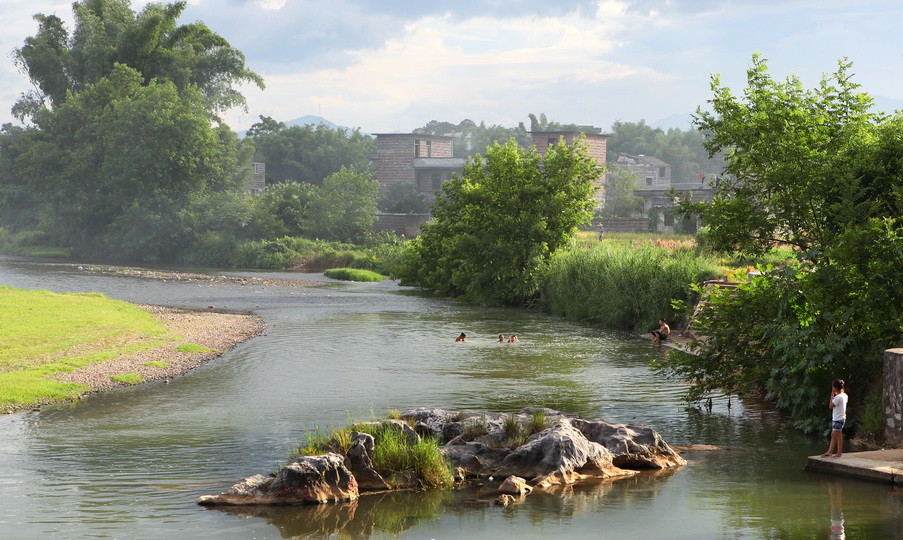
0;286;173;410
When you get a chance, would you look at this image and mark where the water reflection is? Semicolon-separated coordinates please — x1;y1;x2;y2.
210;489;451;538
1;257;901;539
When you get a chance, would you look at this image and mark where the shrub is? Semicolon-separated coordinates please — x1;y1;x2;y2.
324;268;384;282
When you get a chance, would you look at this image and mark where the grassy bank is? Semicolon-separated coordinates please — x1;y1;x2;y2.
0;286;173;410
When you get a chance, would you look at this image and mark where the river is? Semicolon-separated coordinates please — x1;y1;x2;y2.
0;256;899;539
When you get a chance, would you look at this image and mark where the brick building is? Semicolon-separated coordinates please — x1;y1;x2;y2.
372;133;465;204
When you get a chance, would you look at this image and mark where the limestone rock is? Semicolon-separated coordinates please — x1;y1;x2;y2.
198;453;358;506
345;432;391;492
571;419;686;469
498;475;533;495
499;421;629;486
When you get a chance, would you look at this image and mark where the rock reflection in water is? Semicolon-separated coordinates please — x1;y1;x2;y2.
209;469;681;538
207;489;450;538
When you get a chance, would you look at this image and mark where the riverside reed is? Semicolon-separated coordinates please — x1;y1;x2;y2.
0;286;172;409
541;243;721;332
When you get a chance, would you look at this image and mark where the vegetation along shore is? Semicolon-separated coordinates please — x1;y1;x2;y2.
0;286;265;414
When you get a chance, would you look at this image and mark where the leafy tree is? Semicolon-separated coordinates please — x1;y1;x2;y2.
248;169;378;244
246;116;375;186
380;182;429;214
15;64;250;260
0;124;41;232
306;168;379;243
396;138;601;305
681;54;877;255
599;167;642;218
659;55;902;433
13;0;263;119
249;181;317;239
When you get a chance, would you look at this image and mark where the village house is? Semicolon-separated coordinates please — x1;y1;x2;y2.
247;155;266;195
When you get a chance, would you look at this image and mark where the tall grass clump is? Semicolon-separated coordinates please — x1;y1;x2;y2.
541;243;720;331
297;420;453;488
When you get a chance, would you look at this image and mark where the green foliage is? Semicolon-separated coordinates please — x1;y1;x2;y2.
143;361;168;368
599;167;643;218
682;54;878;255
527;409;550;435
380;182;429;214
14;64;251;262
324;268;385;282
298;421;453;488
606;119;724;184
396;138;600;305
542;243;719;331
248;168;378;244
246;116;374;186
13;0;263;119
461;415;489;440
660;55;903;434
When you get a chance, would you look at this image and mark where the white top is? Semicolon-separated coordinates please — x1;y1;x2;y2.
832;393;848;421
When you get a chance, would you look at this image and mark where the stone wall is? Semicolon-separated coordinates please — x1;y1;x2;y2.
884;348;903;446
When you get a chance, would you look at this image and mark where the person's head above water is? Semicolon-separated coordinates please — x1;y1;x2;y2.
455;332;467;342
498;334;505;341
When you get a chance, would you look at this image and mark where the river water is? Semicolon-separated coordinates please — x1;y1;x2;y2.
0;256;899;539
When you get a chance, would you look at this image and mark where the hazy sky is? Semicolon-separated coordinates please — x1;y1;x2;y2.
1;0;902;133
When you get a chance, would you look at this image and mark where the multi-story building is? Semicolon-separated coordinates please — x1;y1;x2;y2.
372;133;465;204
247;155;266;195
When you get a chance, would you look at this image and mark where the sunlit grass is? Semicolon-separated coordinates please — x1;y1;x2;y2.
0;286;174;409
110;373;143;384
324;267;385;282
297;419;454;488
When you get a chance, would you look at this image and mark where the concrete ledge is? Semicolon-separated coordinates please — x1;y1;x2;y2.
806;449;903;484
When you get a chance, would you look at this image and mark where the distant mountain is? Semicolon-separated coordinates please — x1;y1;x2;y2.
651;113;694;131
284;115;338;129
237;114;339;138
873;95;903;115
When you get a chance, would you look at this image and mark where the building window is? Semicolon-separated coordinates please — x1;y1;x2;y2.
646;176;654;186
659;166;666;177
548;137;557;148
414;140;421;157
431;173;442;190
251;163;260;174
426;140;432;157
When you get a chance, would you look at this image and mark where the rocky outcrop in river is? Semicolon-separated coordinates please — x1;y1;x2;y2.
197;408;685;506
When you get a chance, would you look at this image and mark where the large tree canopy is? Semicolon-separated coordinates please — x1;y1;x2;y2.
13;0;263;120
16;64;250;260
396;138;601;305
682;53;879;255
660;55;902;433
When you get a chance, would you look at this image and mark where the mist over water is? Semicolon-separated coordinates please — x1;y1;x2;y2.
0;257;899;539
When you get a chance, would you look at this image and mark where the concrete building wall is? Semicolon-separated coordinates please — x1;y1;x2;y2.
884;348;903;445
247;156;266;195
374;134;455;193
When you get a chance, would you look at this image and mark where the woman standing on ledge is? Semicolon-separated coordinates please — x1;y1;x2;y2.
822;379;848;458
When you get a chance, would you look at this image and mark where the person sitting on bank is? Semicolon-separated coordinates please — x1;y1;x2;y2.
455;332;467;342
651;319;670;346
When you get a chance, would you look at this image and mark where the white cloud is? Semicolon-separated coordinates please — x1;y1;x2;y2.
230;5;671;131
